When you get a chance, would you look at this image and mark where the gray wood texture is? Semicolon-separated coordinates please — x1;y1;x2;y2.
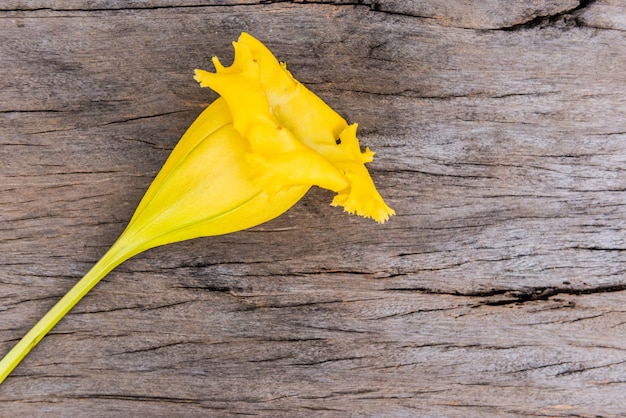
1;1;626;416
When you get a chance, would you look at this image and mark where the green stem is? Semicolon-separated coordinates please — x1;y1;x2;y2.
0;238;135;385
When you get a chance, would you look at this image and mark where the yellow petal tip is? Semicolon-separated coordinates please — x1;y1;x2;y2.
332;192;395;224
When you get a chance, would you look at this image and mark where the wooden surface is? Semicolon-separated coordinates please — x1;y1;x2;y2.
1;1;626;416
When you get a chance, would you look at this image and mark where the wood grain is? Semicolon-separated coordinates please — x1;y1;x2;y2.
1;1;625;416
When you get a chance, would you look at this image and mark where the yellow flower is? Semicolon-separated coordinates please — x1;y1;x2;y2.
0;32;394;384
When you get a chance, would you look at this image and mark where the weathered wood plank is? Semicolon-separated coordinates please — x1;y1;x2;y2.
1;1;625;416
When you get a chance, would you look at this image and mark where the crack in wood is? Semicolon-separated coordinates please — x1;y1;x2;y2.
499;0;598;31
385;284;626;306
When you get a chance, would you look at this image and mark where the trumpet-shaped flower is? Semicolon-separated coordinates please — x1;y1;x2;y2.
0;32;394;384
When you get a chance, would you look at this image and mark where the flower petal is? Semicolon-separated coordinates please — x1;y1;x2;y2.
196;33;394;223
